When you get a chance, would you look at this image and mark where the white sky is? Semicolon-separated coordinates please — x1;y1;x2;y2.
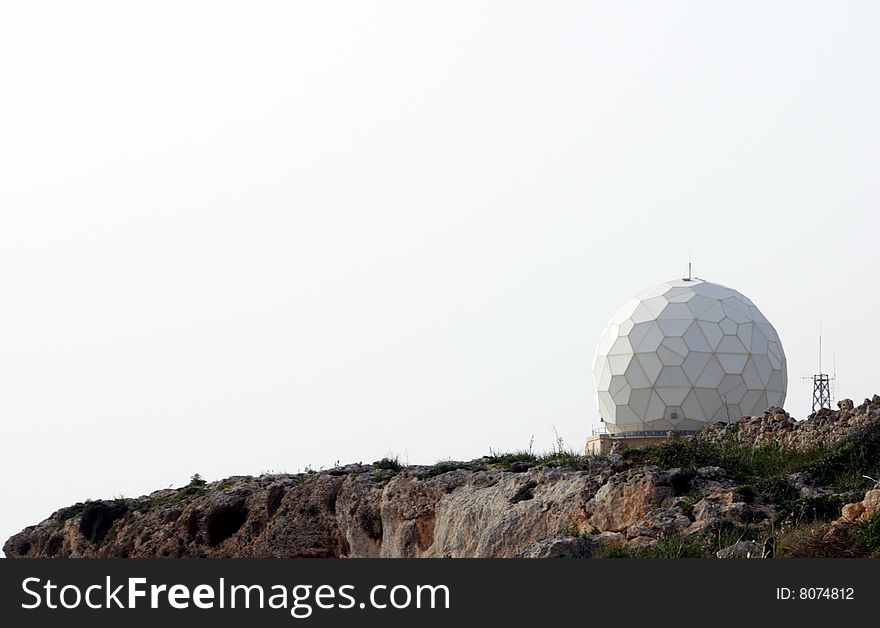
2;1;879;552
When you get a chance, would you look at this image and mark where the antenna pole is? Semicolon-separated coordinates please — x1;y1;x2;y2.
805;323;834;414
833;352;838;403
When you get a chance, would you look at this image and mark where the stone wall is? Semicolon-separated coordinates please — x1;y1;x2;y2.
697;396;880;450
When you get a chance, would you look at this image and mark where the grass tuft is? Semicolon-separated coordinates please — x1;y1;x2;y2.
373;457;404;472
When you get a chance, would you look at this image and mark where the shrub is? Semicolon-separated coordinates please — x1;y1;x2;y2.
481;450;538;467
427;460;476;477
56;503;87;523
783;523;869;558
856;511;880;551
780;492;863;526
804;421;880;491
373;457;404;472
535;450;592;470
624;438;827;483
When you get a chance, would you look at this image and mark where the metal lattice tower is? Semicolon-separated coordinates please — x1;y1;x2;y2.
804;331;835;413
810;373;832;413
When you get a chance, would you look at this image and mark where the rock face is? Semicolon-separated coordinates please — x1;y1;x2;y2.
835;489;880;526
2;460;767;559
4;465;613;558
716;540;760;558
697;397;880;450
6;397;880;559
3;459;774;559
806;488;880;553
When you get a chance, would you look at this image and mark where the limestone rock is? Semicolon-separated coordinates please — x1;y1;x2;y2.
819;489;880;548
625;507;691;541
716;540;760;558
583;467;672;533
698;397;880;450
519;534;592;558
787;472;830;499
686;489;768;533
838;489;880;524
4;464;613;559
7;399;880;559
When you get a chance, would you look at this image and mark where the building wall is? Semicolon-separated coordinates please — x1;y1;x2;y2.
585;433;674;456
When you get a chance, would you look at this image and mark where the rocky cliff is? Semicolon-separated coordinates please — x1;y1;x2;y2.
697;395;880;449
6;398;880;559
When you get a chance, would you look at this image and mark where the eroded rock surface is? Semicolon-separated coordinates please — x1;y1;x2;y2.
6;397;880;558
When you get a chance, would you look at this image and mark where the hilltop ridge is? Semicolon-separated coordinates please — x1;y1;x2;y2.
6;397;880;559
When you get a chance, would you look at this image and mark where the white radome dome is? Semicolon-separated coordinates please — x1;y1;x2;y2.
593;278;787;434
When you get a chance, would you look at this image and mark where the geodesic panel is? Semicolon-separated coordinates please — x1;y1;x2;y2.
592;278;787;433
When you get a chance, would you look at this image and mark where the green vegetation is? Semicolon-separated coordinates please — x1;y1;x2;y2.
678;491;706;518
427;460;478;477
856;511;880;552
624;422;880;496
773;490;861;525
42;419;880;557
803;423;880;491
623;438;828;482
622;423;880;527
56;502;88;523
589;421;880;557
482;431;596;471
534;450;593;470
594;533;709;558
373;456;404;472
132;485;207;512
781;521;869;558
481;450;538;468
